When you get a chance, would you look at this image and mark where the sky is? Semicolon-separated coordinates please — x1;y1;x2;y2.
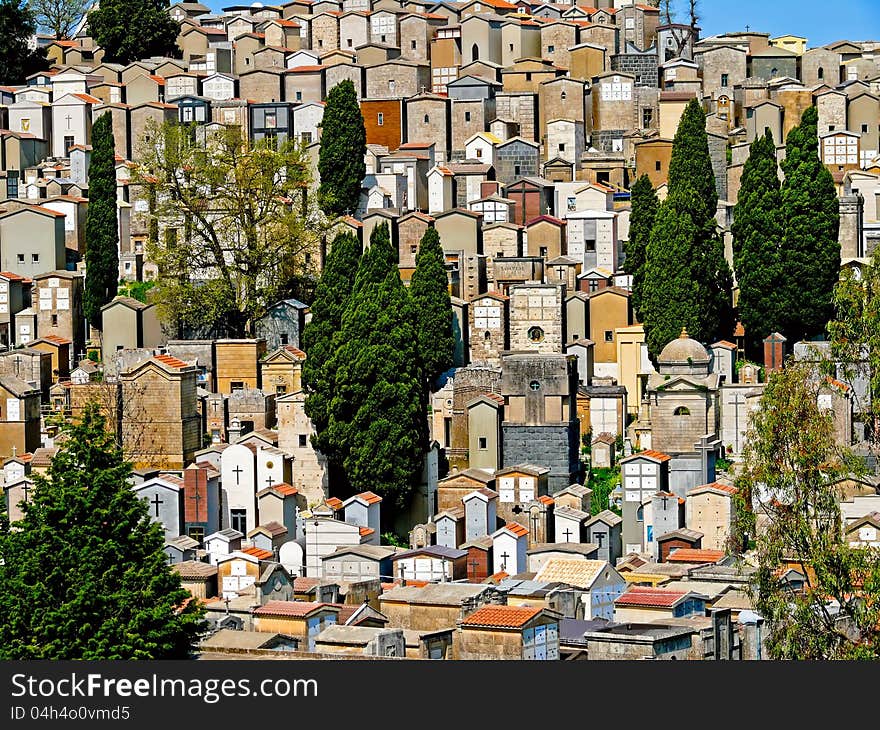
201;0;880;48
694;0;880;47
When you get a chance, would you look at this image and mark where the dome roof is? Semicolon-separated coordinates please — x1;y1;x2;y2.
658;328;710;364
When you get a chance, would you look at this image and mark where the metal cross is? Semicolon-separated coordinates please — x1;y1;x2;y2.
150;493;163;517
499;551;510;571
232;465;244;485
188;488;203;521
562;527;573;541
21;481;30;503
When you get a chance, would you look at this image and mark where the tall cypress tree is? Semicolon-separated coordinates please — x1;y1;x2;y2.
0;404;206;658
84;112;120;331
732;129;784;354
641;99;733;358
625;174;658;323
318;80;367;218
779;106;840;343
88;0;180;65
302;231;362;463
410;226;454;388
326;223;426;508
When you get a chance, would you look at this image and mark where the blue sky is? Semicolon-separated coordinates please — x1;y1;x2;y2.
201;1;880;48
695;0;880;47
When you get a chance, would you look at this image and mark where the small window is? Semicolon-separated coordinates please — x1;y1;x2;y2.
231;380;245;392
525;72;531;82
299;434;308;448
478;437;488;450
674;406;690;416
276;384;287;395
509;43;514;51
347;38;353;47
529;380;541;391
411;40;417;50
514;164;521;176
818;67;824;80
424;114;429;123
829;125;835;131
548;44;555;53
604;330;613;343
721;73;729;87
296;91;302;101
862;124;869;133
410;244;417;254
31;253;39;263
559;143;565;152
377;112;384;126
16;254;24;264
655;160;661;171
465;111;471;122
51;314;58;326
476;148;482;158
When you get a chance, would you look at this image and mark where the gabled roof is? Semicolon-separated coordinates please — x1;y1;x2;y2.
254;601;338;618
533;558;610;589
620;449;671;464
666;548;726;564
460;605;542;629
687;481;737;497
585;509;622;528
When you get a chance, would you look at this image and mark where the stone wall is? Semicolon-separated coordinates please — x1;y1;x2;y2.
501;423;579;492
610;53;658;88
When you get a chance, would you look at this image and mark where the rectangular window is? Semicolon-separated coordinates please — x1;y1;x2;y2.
6;172;18;199
547;45;555;53
411;40;417;49
230;509;247;534
63;135;74;154
264;110;277;129
862;124;869;133
230;380;245;391
301;131;312;144
655;160;661;171
51;314;58;326
377;112;384;126
642;107;653;127
465;111;471;122
16;254;24;264
721;73;729;87
478;437;488;450
604;330;613;342
347;38;353;47
299;434;308;448
276;384;287;395
514;164;521;176
559;143;565;152
31;253;38;263
296;91;302;101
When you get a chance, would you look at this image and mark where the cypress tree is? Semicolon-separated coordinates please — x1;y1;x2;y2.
0;0;49;84
318;80;367;218
732;129;785;354
301;231;362;462
641;98;733;358
88;0;180;65
410;226;454;388
0;404;206;658
83;112;120;330
779;106;840;343
625;174;658;322
327;223;426;508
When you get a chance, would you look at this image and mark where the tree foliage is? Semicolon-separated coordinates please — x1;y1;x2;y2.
302;231;362;459
318;80;367;218
733;364;880;659
30;0;85;38
87;0;179;64
732;129;784;354
409;226;454;388
0;1;49;83
83;112;119;330
625;173;658;323
133;121;321;338
641;99;733;358
324;223;427;507
779;106;840;344
0;404;206;659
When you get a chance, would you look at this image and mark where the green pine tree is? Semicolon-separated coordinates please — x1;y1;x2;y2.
326;223;426;509
625;174;658;322
409;226;454;388
732;129;785;354
0;0;49;83
87;0;180;64
318;80;367;218
302;231;362;462
83;112;120;331
0;404;206;659
641;99;733;358
779;106;840;343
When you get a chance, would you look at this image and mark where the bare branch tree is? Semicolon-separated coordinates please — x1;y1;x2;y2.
29;0;87;39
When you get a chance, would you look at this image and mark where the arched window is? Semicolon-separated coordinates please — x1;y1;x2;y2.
472;43;479;62
484;330;491;340
818;67;824;80
636;505;644;522
561;90;567;100
674;406;690;416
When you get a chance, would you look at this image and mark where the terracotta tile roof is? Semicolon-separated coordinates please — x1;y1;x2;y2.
687;482;737;496
381;579;429;590
241;546;273;560
287;65;324;72
534;558;608;588
712;340;737;349
0;271;25;281
461;605;541;628
148;75;166;85
71;93;102;104
526;214;566;226
538;494;555;506
293;577;320;592
355;490;382;504
666;548;726;564
626;449;671;462
39;334;72;345
824;375;852;392
614;587;690;608
254;600;336;617
257;482;298;498
282;345;307;358
359;526;375;537
499;521;528;538
153;353;190;369
325;497;343;510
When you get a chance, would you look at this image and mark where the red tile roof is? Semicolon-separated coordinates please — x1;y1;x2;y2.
359;526;375;537
153;353;190;370
282;345;307;358
0;272;25;281
325;497;343;510
614;587;690;608
634;449;672;462
500;521;528;538
293;577;320;592
461;605;541;628
39;334;72;345
688;481;737;496
355;490;382;504
666;548;726;564
71;93;102;104
538;494;555;506
254;600;335;617
241;546;273;560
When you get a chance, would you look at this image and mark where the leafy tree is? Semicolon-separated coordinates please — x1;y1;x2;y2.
302;231;362;460
326;223;426;508
732;129;784;355
83;112;119;331
733;364;880;659
0;403;206;659
87;0;179;64
779;106;840;344
0;1;49;83
409;226;454;388
625;174;658;322
133;121;321;338
30;0;85;38
318;80;366;218
641;98;733;358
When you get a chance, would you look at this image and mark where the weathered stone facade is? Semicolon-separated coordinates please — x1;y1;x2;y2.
611;50;659;88
494;92;538;141
508;284;564;354
494;138;540;186
449;364;502;469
